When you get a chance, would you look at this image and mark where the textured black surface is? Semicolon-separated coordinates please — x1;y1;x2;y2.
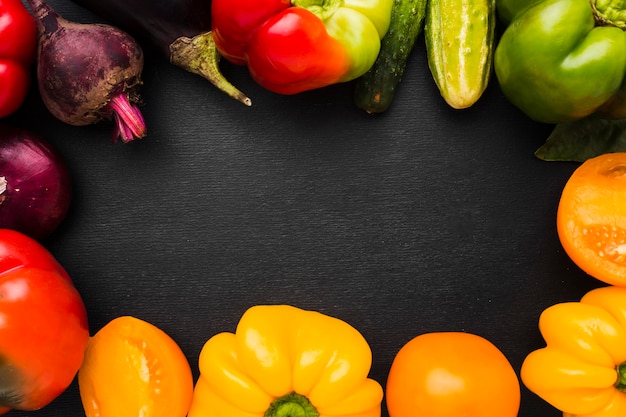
8;1;602;415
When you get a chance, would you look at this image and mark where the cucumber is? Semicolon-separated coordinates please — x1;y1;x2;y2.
354;0;427;114
425;0;496;109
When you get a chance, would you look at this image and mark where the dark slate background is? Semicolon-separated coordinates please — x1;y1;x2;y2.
8;1;601;415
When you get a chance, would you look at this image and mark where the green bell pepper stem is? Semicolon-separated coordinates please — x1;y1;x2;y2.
592;0;626;28
264;392;319;417
615;362;626;392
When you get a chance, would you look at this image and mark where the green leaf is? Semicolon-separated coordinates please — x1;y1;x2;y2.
535;116;626;162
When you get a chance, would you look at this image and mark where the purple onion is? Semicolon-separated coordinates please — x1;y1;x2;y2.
0;125;72;240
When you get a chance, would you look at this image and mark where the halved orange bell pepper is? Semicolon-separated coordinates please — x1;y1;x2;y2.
521;285;626;417
78;316;194;417
187;304;383;417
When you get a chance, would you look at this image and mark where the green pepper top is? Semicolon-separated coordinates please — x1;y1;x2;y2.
494;0;626;123
593;0;626;28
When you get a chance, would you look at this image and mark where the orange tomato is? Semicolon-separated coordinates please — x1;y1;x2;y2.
77;316;194;417
385;332;520;417
557;152;626;286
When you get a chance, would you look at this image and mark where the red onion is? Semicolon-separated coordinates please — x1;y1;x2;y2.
26;0;146;143
0;125;72;240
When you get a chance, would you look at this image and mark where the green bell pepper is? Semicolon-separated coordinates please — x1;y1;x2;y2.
494;0;626;124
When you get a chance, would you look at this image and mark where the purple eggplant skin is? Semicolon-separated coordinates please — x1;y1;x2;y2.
72;0;211;59
71;0;252;106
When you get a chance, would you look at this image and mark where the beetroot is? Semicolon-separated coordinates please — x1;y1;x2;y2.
70;0;252;106
26;0;146;143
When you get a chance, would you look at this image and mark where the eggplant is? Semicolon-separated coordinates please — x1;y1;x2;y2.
71;0;251;106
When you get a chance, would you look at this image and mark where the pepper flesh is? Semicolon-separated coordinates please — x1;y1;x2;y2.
521;286;626;417
211;0;393;94
78;316;194;417
0;0;37;117
187;305;383;417
494;0;626;123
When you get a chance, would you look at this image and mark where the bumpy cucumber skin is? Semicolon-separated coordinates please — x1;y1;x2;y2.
354;0;427;114
425;0;496;109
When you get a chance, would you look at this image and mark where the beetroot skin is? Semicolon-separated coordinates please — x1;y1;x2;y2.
27;0;146;142
39;24;143;125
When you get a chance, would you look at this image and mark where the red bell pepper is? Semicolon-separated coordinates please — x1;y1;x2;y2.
211;0;393;94
0;0;37;118
0;229;89;414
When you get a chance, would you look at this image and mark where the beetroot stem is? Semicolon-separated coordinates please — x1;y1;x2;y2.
108;94;147;143
25;0;60;37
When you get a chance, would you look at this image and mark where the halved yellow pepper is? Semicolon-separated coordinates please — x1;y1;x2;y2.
521;286;626;417
187;305;383;417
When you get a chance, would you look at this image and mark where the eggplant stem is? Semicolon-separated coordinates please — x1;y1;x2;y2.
108;94;147;143
170;31;252;106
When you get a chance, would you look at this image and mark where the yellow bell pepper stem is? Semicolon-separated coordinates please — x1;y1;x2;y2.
265;392;319;417
618;363;626;392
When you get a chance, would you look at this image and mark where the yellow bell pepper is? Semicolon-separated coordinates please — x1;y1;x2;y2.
187;305;383;417
521;286;626;417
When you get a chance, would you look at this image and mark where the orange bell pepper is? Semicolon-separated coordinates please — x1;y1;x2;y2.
187;305;383;417
521;285;626;417
77;316;194;417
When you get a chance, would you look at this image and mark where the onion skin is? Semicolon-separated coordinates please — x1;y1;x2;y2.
26;0;147;143
0;125;71;240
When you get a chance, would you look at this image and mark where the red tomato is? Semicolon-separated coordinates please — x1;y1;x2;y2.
0;229;89;414
385;332;520;417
